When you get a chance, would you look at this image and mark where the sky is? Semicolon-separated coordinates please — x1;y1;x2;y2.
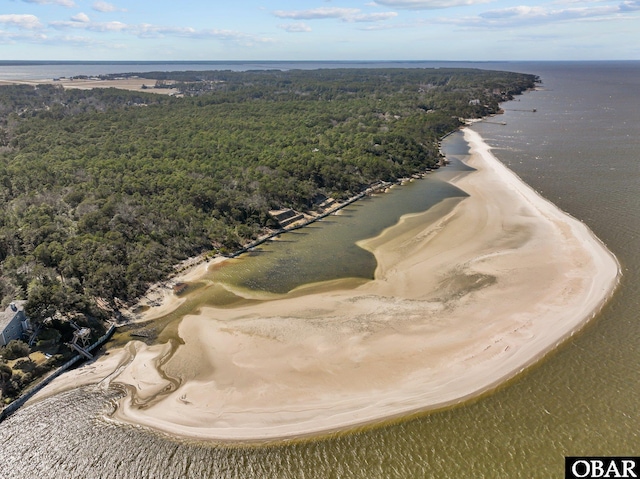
1;0;638;61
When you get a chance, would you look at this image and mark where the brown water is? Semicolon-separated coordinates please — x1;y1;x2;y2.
0;61;638;478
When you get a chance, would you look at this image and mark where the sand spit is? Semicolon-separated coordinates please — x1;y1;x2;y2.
37;128;620;441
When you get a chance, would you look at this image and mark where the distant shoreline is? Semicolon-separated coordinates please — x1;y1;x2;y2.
0;78;179;96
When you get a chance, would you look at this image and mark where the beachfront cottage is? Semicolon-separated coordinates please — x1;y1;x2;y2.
0;301;30;347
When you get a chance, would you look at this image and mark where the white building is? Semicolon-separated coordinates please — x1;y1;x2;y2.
0;301;30;347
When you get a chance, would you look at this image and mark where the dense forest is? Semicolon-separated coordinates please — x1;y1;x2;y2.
0;68;536;400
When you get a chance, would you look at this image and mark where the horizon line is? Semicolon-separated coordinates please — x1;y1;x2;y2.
0;59;638;64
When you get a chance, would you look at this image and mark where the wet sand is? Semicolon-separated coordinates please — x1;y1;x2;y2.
35;128;620;442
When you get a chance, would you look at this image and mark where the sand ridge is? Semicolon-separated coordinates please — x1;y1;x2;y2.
35;128;620;441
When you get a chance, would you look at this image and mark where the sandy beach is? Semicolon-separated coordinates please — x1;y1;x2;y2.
34;127;620;442
0;78;179;95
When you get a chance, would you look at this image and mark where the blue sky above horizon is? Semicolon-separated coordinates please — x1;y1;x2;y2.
1;0;638;61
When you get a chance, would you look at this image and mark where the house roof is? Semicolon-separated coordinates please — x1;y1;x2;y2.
0;301;26;331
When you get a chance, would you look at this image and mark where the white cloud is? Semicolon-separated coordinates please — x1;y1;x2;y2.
93;20;128;31
50;19;127;31
273;7;361;20
351;12;399;21
480;5;547;19
22;0;76;6
441;0;640;27
273;7;398;22
47;19;274;47
0;29;47;44
92;1;125;13
135;24;197;37
482;1;640;22
619;0;640;10
278;22;313;32
357;19;424;30
373;0;492;9
0;14;43;30
53;34;106;46
71;12;91;23
202;29;275;47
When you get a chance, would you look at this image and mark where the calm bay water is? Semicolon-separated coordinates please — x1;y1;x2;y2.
0;61;638;478
206;166;470;296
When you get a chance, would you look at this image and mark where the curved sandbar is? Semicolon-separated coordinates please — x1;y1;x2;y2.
56;128;620;441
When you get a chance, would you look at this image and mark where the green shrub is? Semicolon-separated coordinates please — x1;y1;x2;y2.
14;358;36;372
2;340;30;360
